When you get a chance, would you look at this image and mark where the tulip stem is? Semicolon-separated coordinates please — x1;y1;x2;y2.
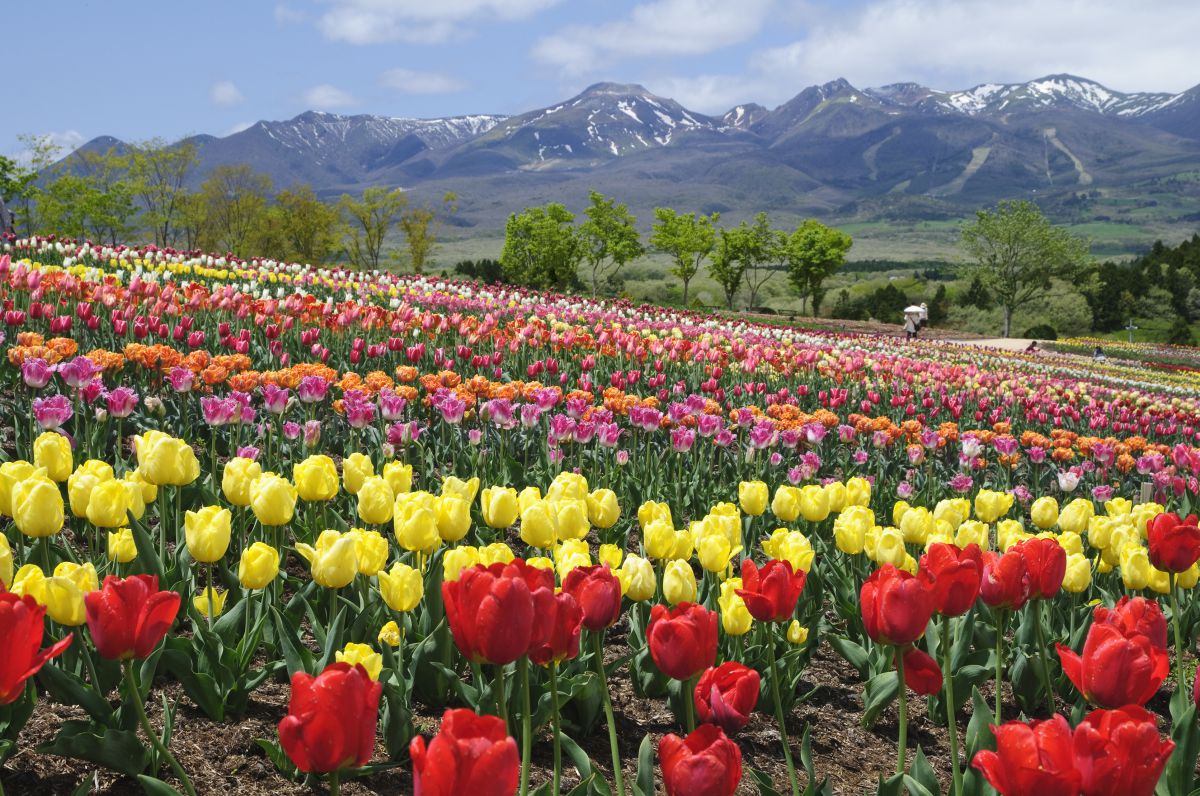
1033;601;1055;716
994;610;1006;725
895;646;908;777
767;635;800;796
205;565;214;629
684;674;697;733
122;660;197;796
550;661;562;796
495;664;509;730
327;770;339;796
518;657;532;796
1169;572;1188;702
942;615;962;796
593;633;625;796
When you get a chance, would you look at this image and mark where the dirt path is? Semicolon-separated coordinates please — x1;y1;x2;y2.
941;337;1039;352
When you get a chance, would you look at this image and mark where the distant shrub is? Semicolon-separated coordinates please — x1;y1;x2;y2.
454;258;505;284
1022;324;1058;341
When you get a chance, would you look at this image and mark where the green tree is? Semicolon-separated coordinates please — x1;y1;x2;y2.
398;191;456;274
739;212;781;310
709;225;749;310
274;184;343;263
579;191;643;295
649;208;718;306
6;135;64;236
341;187;407;270
500;203;582;290
128;139;198;247
960;200;1090;337
927;284;950;326
1166;314;1196;346
74;147;138;244
195;165;273;254
784;219;853;316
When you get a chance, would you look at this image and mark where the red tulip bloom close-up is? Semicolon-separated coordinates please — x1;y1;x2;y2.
562;564;623;632
1092;596;1167;651
84;574;180;661
860;564;933;646
972;714;1081;796
648;602;718;681
918;542;982;617
659;723;743;796
410;708;520;796
0;592;72;705
443;562;537;666
1057;622;1169;708
901;647;943;696
736;558;806;623
979;550;1031;611
694;661;761;735
278;662;382;774
1012;538;1066;600
1073;706;1174;796
527;590;583;666
1146;511;1200;574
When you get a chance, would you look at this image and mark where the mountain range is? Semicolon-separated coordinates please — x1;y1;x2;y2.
69;74;1200;240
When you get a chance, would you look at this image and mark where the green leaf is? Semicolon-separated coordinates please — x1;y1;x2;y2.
254;737;298;778
876;772;905;796
747;766;785;796
909;747;940;795
1164;701;1199;795
37;664;115;726
271;607;314;677
861;670;900;729
828;635;870;677
38;721;150;777
128;515;166;583
965;687;996;759
633;733;654;796
136;775;185;796
316;605;346;671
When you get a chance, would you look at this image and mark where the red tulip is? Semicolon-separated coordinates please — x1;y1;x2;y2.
1073;706;1174;796
972;714;1081;796
442;563;536;665
694;662;760;735
278;662;381;774
902;647;943;696
1057;622;1168;708
648;603;718;681
84;575;180;660
918;543;982;616
1146;512;1200;573
979;550;1031;611
562;564;623;632
1013;538;1065;599
527;590;583;666
735;559;806;623
410;708;519;796
1093;596;1167;650
659;723;742;796
0;592;72;704
860;564;933;646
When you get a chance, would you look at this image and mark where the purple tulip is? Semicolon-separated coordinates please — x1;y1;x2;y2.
33;395;73;430
21;357;53;389
58;356;102;389
105;387;139;419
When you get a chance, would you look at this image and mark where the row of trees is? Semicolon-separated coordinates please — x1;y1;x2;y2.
500;193;854;311
0;137;456;271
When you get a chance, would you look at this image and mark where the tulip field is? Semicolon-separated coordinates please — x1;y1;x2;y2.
3;237;1200;796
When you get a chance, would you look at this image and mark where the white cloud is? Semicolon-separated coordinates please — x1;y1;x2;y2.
318;0;562;44
646;75;766;114
210;81;245;106
302;84;358;109
226;121;254;135
750;0;1200;98
534;0;773;75
379;68;466;94
274;3;306;24
12;131;86;166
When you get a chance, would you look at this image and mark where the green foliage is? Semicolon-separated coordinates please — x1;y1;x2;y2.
649;208;718;305
739;212;782;310
1022;324;1058;341
708;224;750;309
580;191;644;296
128;139;199;248
927;284;950;326
785;219;853;315
340;187;407;271
454;258;505;284
500;203;583;290
960;199;1091;336
1166;314;1197;346
960;276;993;310
399;192;457;275
193;165;273;255
273;184;344;264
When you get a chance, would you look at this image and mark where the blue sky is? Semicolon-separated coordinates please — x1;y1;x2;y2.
6;0;1199;158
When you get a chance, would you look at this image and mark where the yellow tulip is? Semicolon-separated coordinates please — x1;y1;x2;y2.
86;478;131;528
933;498;969;530
33;432;73;482
892;500;912;527
107;528;137;564
9;563;44;598
527;556;555;571
718;578;752;636
599;543;623;570
1119;543;1151;591
250;473;298;526
0;534;11;588
122;478;146;521
357;476;395;526
834;506;872;555
787;621;809;645
663;560;698;604
443;546;480;581
1132;504;1164;537
1030;497;1060;530
436;495;472;542
294;454;339;502
520;501;558;549
1062;553;1092;593
68;459;115;518
296;530;358;588
874;527;907;566
997;519;1029;552
671;530;695;561
133;430;199;486
126;468;158;504
238;542;280;589
797;485;830;523
644;518;676;560
771;486;801;523
382;461;413;495
441;475;480;502
823;481;847;514
518;486;543;514
955;520;990;550
221;457;263;507
1179;563;1200;590
697;532;735;574
342;453;374;496
336;642;382;680
394;493;440;553
899;506;933;545
552;499;590;541
974;490;1014;524
845;476;871;507
1104;497;1132;517
1059;531;1084;556
545;472;586;502
13;472;64;538
638;500;672;530
738;481;768;516
1058;498;1095;536
479;543;515;566
184;506;232;563
762;528;815;572
193;587;227;619
350;528;389;576
481;486;519;529
38;572;88;626
0;460;36;516
378;562;423;612
378;621;402;647
617;554;655;601
586;489;620;528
